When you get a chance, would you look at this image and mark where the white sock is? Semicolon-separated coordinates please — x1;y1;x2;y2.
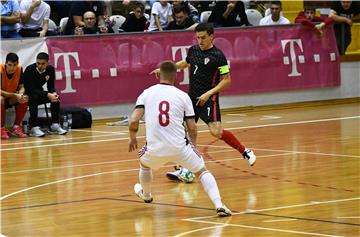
199;171;223;208
139;166;153;197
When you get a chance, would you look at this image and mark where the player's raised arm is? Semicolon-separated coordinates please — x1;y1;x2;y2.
150;59;188;79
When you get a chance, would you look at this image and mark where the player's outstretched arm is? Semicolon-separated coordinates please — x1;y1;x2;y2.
176;60;188;70
150;60;188;79
128;108;144;152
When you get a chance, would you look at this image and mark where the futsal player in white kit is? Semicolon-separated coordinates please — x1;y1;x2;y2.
128;60;232;217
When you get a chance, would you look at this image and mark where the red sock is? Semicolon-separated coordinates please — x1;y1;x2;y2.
220;130;246;153
14;102;28;126
1;103;5;127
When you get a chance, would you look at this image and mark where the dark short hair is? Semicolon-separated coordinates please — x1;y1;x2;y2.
36;52;49;61
130;1;145;12
270;1;282;7
304;6;316;12
160;60;177;75
5;52;19;63
195;23;214;36
173;4;189;15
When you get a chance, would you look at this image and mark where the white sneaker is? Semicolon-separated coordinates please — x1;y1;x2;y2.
29;126;45;137
134;183;153;203
216;205;232;217
242;149;256;166
49;123;67;135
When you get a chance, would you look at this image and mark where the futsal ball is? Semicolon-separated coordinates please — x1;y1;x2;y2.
179;167;196;183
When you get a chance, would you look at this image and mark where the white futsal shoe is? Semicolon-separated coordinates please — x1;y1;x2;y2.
242;149;256;166
134;183;153;203
216;205;232;217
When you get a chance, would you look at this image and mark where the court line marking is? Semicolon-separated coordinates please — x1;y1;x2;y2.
198;144;360;158
71;129;128;134
0;152;290;175
181;219;343;237
263;218;298;222
173;224;228;237
226;113;247;117
336;216;360;219
186;197;360;220
0;133;126;147
1;115;359;151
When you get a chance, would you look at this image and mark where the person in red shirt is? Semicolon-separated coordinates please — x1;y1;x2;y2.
295;7;333;37
0;52;28;139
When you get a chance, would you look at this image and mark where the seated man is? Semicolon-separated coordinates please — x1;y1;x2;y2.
1;53;28;139
64;1;109;35
19;0;57;37
295;6;333;37
19;0;56;37
259;1;290;26
172;0;199;23
74;11;114;35
24;52;66;137
208;0;251;27
1;0;21;39
165;4;197;31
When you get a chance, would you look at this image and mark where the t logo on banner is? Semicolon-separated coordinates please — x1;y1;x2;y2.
54;52;80;93
281;39;304;77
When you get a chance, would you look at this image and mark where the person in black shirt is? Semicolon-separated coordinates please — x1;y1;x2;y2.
165;4;198;31
208;0;251;27
121;2;147;32
74;11;114;35
64;1;108;35
152;23;256;181
329;0;360;55
24;52;66;137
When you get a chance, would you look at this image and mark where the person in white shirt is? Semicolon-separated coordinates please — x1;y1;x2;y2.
259;1;290;26
128;60;232;217
148;0;173;31
19;0;56;37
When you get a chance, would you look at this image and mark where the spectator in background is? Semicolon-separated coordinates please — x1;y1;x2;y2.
45;1;71;25
259;1;290;26
121;1;147;32
208;0;251;27
148;0;173;31
19;0;57;37
165;4;197;30
64;1;109;35
295;6;333;37
329;0;360;55
172;0;199;23
1;53;28;139
24;52;67;137
74;11;114;35
1;0;21;39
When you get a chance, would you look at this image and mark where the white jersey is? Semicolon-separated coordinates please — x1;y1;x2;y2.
135;83;195;156
259;15;290;26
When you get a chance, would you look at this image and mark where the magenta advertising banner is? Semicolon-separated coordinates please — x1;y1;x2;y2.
46;25;340;106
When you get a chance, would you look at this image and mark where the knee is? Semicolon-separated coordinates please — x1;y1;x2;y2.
209;128;222;139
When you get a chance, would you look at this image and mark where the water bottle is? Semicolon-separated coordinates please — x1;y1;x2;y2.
63;115;69;131
22;121;28;134
67;114;72;131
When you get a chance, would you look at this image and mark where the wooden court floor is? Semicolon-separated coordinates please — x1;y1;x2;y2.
1;101;359;237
